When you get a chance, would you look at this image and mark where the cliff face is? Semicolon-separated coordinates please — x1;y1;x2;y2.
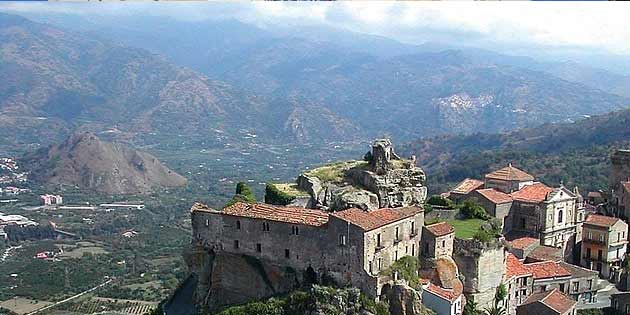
21;132;187;194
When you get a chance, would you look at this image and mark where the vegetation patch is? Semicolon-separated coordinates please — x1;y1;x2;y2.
304;161;366;184
379;256;421;289
447;218;485;239
265;183;297;206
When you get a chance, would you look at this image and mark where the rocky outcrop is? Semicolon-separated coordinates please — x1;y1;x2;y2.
387;284;431;315
293;139;427;211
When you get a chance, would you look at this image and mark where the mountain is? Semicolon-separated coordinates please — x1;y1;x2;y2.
402;108;630;194
0;12;360;151
30;14;630;140
1;12;630;149
21;132;188;194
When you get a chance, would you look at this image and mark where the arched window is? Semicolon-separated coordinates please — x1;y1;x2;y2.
558;210;563;223
236;220;241;229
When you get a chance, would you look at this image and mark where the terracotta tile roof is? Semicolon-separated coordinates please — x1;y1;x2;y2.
476;188;513;204
425;222;455;237
521;289;576;315
509;237;539;250
423;279;464;303
485;164;534;181
221;202;329;227
451;178;484;195
511;183;554;203
527;245;564;262
585;214;621;228
528;261;571;280
331;206;423;231
505;253;532;280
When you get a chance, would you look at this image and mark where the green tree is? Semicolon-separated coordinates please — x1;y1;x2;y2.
225;182;256;207
463;299;480;315
459;198;490;220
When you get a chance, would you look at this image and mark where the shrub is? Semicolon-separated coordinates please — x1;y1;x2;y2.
265;183;296;206
379;256;421;288
459;198;490;220
224;182;257;208
363;151;373;162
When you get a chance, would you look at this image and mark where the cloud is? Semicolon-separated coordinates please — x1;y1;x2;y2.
1;1;630;54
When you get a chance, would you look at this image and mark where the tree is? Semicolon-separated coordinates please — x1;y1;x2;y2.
363;151;373;162
463;299;480;315
459;198;490;220
224;182;257;208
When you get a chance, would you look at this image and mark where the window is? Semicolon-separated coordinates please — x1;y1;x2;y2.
262;222;270;231
377;233;382;247
412;244;415;256
599;234;604;242
369;261;373;274
234;240;239;249
598;249;603;260
339;234;347;246
378;258;382;270
588;231;592;240
588;279;593;289
411;221;416;235
292;226;299;235
405;246;409;254
256;243;262;253
205;219;209;227
395;250;398;261
617;248;620;258
558;210;563;223
395;227;400;241
560;283;565;292
236;220;241;229
586;248;591;258
441;240;446;247
619;232;622;242
285;249;290;259
573;282;579;292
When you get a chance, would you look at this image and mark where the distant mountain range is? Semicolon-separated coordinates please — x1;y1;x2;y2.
402;107;630;194
1;12;629;151
21;132;187;194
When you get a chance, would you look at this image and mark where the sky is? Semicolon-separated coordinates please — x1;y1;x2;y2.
1;1;630;55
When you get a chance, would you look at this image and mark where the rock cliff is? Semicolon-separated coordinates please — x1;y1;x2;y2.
274;139;427;211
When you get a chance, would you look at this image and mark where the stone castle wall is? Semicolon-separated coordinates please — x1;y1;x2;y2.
453;238;507;309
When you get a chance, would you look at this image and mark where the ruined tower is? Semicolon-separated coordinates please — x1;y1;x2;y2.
370;139;400;175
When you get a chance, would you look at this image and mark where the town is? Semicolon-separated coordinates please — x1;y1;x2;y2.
187;140;630;315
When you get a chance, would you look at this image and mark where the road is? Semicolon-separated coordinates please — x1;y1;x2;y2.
25;278;114;315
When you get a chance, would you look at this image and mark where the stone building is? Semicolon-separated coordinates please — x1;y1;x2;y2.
469;188;513;231
187;201;424;309
558;262;599;304
510;184;582;256
613;181;630;220
448;178;484;203
484;164;534;194
422;222;455;259
611;150;630;191
580;214;628;281
505;253;534;315
611;292;630;315
516;289;577;315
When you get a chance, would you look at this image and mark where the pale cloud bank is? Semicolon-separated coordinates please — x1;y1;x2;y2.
1;1;630;54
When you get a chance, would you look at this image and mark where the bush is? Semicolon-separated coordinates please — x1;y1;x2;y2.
265;183;296;206
379;256;421;288
459;198;490;220
363;151;373;162
224;182;257;208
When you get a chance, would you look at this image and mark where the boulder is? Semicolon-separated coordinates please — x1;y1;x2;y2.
387;284;425;315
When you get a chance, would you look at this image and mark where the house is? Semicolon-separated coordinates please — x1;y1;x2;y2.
516;288;577;315
191;201;425;298
508;237;539;259
611;292;630;315
528;260;572;294
449;178;484;202
468;188;513;230
558;262;599;304
581;214;628;281
40;194;63;206
505;253;534;315
420;257;464;315
510;184;581;253
484;164;534;194
422;222;454;259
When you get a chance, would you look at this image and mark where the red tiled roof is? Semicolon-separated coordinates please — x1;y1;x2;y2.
451;178;484;195
425;222;455;237
585;214;621;228
528;261;571;279
424;279;464;303
221;202;329;227
476;188;513;204
510;183;554;203
331;206;423;231
509;237;539;250
505;253;532;280
485;164;534;181
522;289;576;314
528;245;564;263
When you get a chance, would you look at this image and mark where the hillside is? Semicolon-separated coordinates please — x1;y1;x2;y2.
402;108;630;194
20;132;188;194
13;13;630;143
